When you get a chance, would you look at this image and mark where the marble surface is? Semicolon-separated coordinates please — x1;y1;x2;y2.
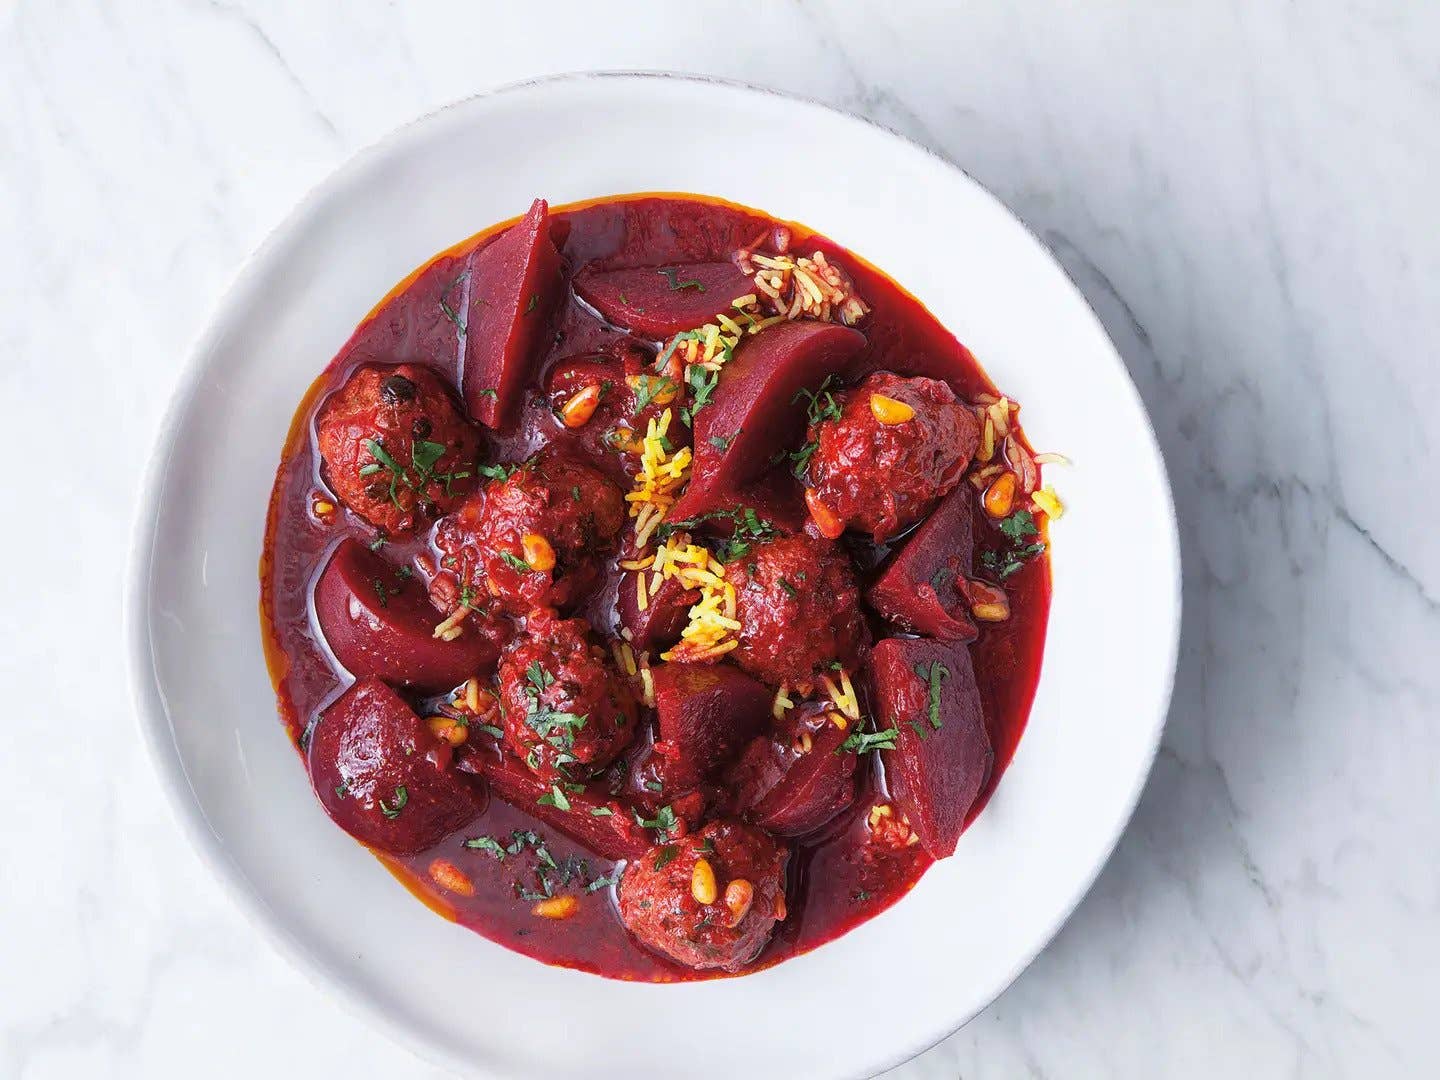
3;1;1437;1076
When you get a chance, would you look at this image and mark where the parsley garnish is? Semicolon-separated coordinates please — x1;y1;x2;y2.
682;364;720;426
634;805;678;835
913;661;950;729
379;785;408;819
708;433;733;451
537;785;572;811
589;806;614;817
631;375;677;414
464;835;508;859
653;844;680;870
983;510;1046;578
657;267;705;292
656;506;776;564
838;725;900;754
793;376;843;426
478;461;522;481
500;550;534;573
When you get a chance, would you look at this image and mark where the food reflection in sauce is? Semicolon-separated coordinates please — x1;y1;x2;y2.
260;192;1056;981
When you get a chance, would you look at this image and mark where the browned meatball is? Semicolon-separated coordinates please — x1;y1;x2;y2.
730;536;870;691
432;452;625;617
316;364;481;535
804;371;979;542
617;819;788;973
495;613;638;783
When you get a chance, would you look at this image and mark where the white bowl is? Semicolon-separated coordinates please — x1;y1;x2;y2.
127;73;1179;1078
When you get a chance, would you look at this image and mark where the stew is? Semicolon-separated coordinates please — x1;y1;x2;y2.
260;193;1057;980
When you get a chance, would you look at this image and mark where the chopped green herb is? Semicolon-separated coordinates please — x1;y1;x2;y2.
477;723;504;739
631;374;677;414
464;835;507;859
475;388;498;400
913;661;950;729
929;566;953;592
525;293;539;313
838;725;900;754
788;439;819;480
571;485;581;502
779;577;798;598
586;868;620;893
379;785;408;819
334;780;350;798
684;365;720;423
708;433;733;451
793;376;843;427
653;844;680;870
589;806;614;817
368;535;388;551
657;267;705;292
634;805;678;834
371;578;391;607
478;461;522;481
644;779;664;792
500;550;534;573
537;785;572;811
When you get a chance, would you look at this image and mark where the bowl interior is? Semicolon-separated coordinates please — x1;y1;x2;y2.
129;74;1178;1079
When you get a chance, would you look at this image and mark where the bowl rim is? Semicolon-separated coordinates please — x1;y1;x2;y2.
125;69;1180;1077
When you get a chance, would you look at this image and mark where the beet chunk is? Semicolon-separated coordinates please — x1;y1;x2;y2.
573;261;755;338
478;751;647;861
461;198;565;428
308;678;483;855
866;484;979;642
315;363;482;535
866;638;993;858
651;663;773;790
669;321;866;524
726;707;857;837
314;539;503;692
616;569;697;653
618;819;788;972
752;719;857;836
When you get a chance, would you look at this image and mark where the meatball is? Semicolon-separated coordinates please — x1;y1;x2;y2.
730;536;870;691
316;363;481;535
495;613;638;782
618;819;788;973
804;371;979;542
432;452;625;616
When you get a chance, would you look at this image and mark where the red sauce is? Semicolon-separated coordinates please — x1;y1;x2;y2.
260;193;1051;981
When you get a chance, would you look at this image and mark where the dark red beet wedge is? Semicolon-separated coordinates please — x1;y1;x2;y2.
314;539;501;692
866;637;992;857
462;198;566;428
651;663;773;789
479;751;648;861
866;485;980;642
669;321;865;524
574;261;755;338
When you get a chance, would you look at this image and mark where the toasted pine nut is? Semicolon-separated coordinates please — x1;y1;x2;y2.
426;715;468;747
828;711;848;730
792;731;813;754
312;499;335;516
869;393;915;425
805;488;845;539
561;384;602;428
521;533;556;572
983;472;1017;518
531;895;579;920
724;878;753;925
691;858;718;905
972;602;1010;622
429;859;474;896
